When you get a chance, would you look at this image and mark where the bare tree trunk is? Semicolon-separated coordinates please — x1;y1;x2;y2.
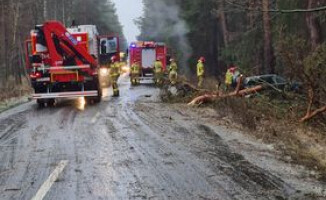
3;0;9;81
0;0;4;84
219;0;229;47
43;0;48;20
262;0;275;74
62;0;66;25
248;0;255;29
54;0;57;20
306;0;321;50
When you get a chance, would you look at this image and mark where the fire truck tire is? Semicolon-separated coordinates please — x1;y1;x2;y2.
94;89;102;103
85;80;102;104
94;80;102;103
37;99;45;108
47;99;55;107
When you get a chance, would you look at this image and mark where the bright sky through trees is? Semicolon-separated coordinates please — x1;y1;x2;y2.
112;0;143;43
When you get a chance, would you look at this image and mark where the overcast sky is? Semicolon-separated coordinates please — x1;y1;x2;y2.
112;0;143;44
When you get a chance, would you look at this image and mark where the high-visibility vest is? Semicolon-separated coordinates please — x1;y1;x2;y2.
225;70;233;85
197;61;204;76
169;62;178;73
154;61;163;73
110;62;120;77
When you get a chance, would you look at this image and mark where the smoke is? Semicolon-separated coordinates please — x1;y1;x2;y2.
142;1;192;75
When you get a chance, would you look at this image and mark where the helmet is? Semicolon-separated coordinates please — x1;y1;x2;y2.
170;58;175;62
111;56;117;62
199;56;206;63
229;67;237;73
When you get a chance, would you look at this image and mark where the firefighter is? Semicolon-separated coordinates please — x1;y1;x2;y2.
225;67;233;91
110;56;120;96
119;53;127;73
197;56;205;88
130;60;141;85
169;58;178;85
154;58;163;85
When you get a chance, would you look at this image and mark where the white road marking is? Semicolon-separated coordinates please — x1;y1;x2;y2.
31;160;68;200
91;112;101;124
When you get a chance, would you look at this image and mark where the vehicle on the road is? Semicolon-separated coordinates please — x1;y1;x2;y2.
129;41;167;82
25;21;120;106
244;74;302;92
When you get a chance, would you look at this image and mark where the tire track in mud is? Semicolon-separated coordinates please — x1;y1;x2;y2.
130;103;297;199
196;124;295;198
0;112;27;174
105;103;241;200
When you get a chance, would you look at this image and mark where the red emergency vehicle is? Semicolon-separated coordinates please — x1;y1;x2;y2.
25;21;120;106
129;41;167;81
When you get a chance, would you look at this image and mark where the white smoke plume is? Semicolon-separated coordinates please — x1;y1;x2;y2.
141;0;193;74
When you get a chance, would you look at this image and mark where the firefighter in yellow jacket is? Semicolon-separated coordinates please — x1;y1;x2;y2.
110;56;120;96
130;60;141;85
169;58;178;85
154;58;163;85
197;56;205;88
225;68;233;91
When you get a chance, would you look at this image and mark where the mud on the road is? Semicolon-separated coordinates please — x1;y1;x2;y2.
0;77;325;200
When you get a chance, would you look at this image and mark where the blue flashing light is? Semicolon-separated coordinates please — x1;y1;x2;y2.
130;43;136;48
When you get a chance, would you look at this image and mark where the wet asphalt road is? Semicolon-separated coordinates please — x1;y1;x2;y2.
0;75;325;200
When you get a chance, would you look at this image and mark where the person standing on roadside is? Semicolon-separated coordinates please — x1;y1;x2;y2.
130;60;141;85
154;58;164;85
169;58;178;85
197;56;205;88
109;56;120;96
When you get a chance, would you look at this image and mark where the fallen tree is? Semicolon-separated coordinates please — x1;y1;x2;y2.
299;88;326;123
187;85;263;106
188;76;263;105
188;77;325;123
300;106;326;122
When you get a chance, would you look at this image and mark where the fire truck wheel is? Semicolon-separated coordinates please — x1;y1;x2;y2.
37;99;45;108
94;89;102;103
94;81;102;103
47;99;55;107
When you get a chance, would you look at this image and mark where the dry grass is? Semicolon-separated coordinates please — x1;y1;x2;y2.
161;78;326;179
0;77;32;102
211;93;326;180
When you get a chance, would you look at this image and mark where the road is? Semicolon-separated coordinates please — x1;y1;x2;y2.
0;75;325;200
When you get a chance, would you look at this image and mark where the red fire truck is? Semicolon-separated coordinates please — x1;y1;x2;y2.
25;21;120;106
129;41;167;81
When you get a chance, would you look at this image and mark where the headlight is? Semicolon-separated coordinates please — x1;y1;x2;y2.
100;68;108;76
